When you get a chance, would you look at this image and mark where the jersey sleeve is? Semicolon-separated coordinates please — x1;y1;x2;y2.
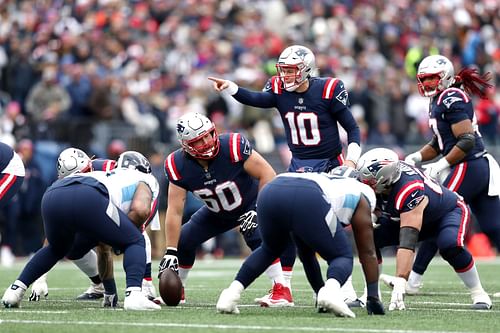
228;133;253;163
164;151;183;185
329;79;360;144
437;88;471;124
394;180;426;213
231;78;277;108
92;159;116;173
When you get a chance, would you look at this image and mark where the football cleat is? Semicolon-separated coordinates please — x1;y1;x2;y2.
471;290;492;310
317;280;356;318
141;279;157;300
216;288;240;314
254;289;271;304
76;282;105;300
340;278;358;303
124;290;161;310
102;293;119;308
2;282;26;308
259;283;294;307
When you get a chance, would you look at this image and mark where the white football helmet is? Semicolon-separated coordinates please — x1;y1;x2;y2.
176;113;219;159
57;148;92;178
356;148;401;194
416;55;455;97
276;45;315;92
117;151;151;174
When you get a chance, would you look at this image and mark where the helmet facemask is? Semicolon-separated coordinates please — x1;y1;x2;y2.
416;55;455;97
182;126;220;160
276;62;308;92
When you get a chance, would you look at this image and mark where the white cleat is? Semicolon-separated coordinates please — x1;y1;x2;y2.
317;280;356;318
2;282;26;308
471;290;492;310
341;277;357;303
216;288;240;314
141;279;157;300
124;290;161;310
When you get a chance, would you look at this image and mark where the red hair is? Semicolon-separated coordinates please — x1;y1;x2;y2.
453;68;493;99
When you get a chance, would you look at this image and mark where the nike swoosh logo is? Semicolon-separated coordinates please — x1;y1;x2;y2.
411;192;417;198
447;91;455;96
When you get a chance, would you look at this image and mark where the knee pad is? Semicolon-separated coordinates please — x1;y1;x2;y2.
439;246;463;261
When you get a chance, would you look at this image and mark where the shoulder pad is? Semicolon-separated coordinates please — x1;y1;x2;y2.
263;76;282;94
437;88;470;109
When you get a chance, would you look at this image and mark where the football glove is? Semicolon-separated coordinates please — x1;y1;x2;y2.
158;248;179;277
389;277;407;311
29;276;48;302
366;296;385;315
238;210;258;237
422;158;450;181
404;152;422;167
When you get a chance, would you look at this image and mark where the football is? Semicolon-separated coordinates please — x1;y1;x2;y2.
159;268;182;306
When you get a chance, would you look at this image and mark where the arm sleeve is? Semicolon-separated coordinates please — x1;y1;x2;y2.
233;87;277;109
336;107;361;144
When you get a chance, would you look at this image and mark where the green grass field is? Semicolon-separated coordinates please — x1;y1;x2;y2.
0;257;499;333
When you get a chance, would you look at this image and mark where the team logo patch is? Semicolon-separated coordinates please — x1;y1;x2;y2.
243;139;251;156
263;80;272;92
407;194;425;209
442;96;462;109
298;98;304;104
336;89;349;106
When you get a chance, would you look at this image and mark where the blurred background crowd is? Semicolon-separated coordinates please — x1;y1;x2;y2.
0;0;499;264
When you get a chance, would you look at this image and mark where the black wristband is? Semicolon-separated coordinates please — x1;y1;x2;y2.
398;226;419;251
165;248;178;256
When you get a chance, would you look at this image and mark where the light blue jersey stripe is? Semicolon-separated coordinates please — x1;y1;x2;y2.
121;184;137;203
343;194;360;211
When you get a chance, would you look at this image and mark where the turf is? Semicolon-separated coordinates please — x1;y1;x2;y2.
0;257;499;333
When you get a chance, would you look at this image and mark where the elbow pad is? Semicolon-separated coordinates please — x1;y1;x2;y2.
455;133;475;154
427;136;440;153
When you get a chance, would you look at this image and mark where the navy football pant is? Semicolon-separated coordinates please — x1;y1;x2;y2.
414;156;500;274
178;206;262;267
375;201;473;272
235;177;353;291
18;184;145;289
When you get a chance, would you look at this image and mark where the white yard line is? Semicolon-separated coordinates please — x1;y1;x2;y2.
0;319;473;333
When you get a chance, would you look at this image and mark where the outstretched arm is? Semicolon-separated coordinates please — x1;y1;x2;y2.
208;77;276;108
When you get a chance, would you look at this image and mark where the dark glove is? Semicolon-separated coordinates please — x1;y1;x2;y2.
366;296;385;315
238;210;258;237
158;247;179;277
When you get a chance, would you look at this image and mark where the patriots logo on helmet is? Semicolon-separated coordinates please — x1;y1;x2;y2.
295;47;309;59
366;160;393;175
177;123;185;134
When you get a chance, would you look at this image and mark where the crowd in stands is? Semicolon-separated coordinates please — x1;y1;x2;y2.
0;0;498;261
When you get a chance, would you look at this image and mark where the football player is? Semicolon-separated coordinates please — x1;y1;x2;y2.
356;148;491;310
2;164;161;310
216;171;385;317
0;141;25;208
29;149;159;307
209;45;361;303
386;55;500;294
158;112;292;307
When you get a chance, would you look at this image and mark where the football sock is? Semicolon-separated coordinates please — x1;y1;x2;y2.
144;263;152;280
103;278;117;295
457;264;482;289
179;267;190;287
264;259;286;286
72;250;98;278
282;268;293;289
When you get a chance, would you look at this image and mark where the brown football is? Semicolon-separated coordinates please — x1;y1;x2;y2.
159;268;182;306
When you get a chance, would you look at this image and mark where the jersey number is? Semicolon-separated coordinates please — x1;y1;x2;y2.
193;181;242;213
285;112;321;145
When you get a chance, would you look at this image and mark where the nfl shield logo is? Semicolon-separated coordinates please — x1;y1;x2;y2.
298;98;304;104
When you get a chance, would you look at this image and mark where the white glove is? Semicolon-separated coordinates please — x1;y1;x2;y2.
422;158;450;181
238;210;258;237
389;277;406;311
29;275;48;301
404;152;422;167
158;248;179;276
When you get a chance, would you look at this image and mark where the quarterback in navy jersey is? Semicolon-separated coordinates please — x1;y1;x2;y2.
357;148;491;311
0;141;25;208
402;55;500;294
160;112;292;307
209;45;361;172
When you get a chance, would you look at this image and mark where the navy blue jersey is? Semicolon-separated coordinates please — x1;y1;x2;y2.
378;163;459;227
0;142;14;171
233;76;360;159
429;87;485;159
164;133;258;218
92;159;116;173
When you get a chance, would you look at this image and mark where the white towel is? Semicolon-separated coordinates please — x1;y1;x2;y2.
484;153;500;196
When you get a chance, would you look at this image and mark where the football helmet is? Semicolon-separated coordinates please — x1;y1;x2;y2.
356;148;401;194
416;55;455;97
117;151;151;174
57;148;92;178
176;113;219;159
276;45;315;92
328;166;359;179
